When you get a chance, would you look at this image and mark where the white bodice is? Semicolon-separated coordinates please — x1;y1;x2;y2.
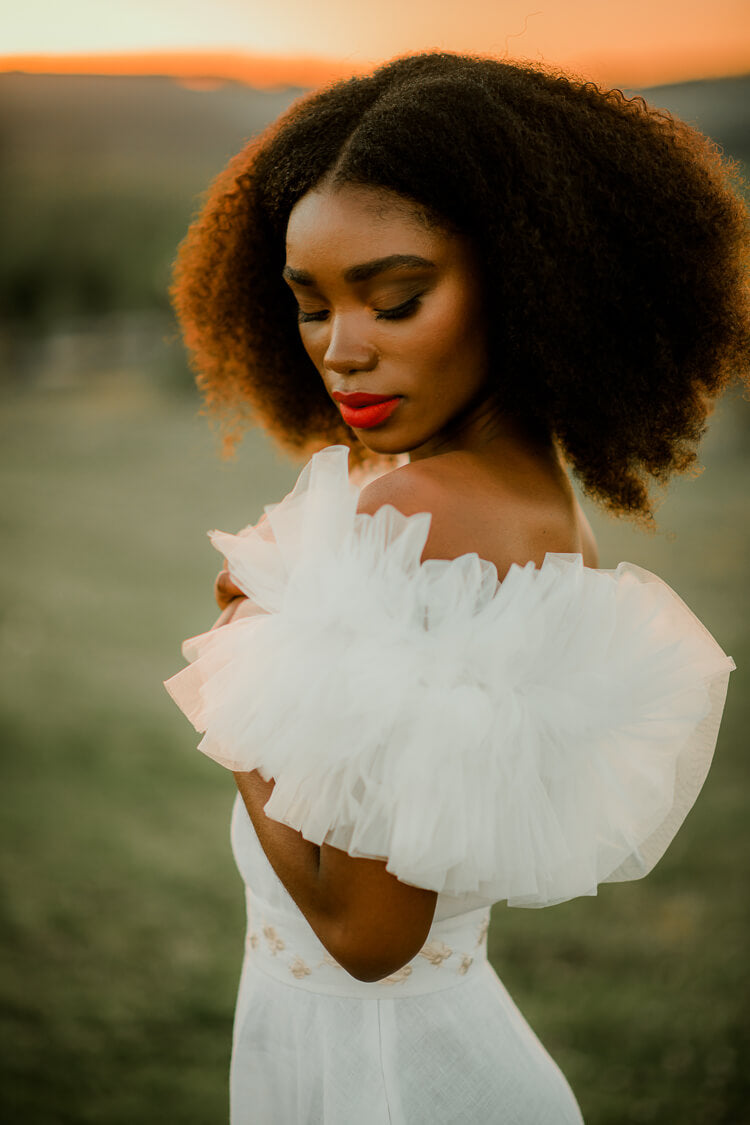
167;444;735;909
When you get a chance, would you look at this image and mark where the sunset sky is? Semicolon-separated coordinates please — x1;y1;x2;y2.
3;0;750;87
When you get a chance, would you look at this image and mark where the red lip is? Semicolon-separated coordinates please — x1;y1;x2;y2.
332;391;398;406
336;396;402;430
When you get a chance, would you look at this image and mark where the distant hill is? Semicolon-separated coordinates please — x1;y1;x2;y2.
0;74;301;194
0;75;302;323
0;72;747;326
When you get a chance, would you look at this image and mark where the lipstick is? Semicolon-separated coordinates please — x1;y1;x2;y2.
332;392;402;430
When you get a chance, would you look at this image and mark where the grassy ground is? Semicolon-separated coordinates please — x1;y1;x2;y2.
1;373;748;1123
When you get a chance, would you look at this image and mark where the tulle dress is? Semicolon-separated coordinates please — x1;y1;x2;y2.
165;444;735;1125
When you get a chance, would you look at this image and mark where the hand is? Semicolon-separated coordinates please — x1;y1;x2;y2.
213;513;273;627
212;564;268;629
215;564;244;611
209;563;245;630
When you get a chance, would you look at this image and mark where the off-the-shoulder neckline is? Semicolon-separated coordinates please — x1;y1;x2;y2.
331;443;597;581
251;444;608;585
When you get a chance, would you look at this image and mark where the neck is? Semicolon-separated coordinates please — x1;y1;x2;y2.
408;393;560;479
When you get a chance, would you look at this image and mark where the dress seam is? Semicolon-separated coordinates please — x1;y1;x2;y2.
376;1000;394;1125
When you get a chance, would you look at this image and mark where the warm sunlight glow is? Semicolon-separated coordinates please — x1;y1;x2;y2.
3;0;749;87
0;51;366;90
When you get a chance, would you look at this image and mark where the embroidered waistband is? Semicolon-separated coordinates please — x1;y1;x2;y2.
243;895;491;998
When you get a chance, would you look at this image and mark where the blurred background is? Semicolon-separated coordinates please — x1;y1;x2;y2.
1;3;749;1122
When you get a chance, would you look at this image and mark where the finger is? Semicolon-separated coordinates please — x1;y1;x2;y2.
215;567;244;610
215;573;241;609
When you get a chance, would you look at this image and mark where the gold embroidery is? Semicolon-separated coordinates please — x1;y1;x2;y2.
383;965;413;983
319;953;344;970
289;956;312;979
419;940;453;967
263;924;286;954
254;915;485;982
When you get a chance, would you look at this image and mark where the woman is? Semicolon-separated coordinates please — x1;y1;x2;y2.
165;53;748;1123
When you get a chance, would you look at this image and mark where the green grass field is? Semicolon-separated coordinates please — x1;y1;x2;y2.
1;373;748;1124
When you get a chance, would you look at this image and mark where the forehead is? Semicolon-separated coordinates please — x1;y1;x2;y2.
285;184;442;264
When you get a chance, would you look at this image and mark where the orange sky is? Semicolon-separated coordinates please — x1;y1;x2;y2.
3;0;750;88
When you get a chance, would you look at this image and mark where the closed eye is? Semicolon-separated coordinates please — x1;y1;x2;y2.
296;293;424;325
374;294;423;321
297;307;328;323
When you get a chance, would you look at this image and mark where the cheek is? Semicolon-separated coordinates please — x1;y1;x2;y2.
416;288;486;376
298;326;326;370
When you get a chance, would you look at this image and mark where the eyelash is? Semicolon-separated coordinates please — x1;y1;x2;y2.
296;294;423;324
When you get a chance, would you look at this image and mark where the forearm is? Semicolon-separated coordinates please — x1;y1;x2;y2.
221;604;336;934
233;770;343;949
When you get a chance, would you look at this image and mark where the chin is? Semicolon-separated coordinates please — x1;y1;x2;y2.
355;416;440;458
353;430;413;457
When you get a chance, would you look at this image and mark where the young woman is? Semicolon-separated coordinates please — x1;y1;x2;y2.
165;52;748;1124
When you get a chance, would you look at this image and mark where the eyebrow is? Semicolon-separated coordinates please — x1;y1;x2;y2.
282;254;436;287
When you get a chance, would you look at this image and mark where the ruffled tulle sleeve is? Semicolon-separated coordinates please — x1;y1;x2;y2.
164;445;735;906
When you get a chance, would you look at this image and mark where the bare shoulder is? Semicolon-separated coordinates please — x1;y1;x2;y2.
358;454;599;575
357;458;475;564
356;459;444;518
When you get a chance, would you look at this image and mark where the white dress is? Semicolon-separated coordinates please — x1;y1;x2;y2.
165;445;735;1125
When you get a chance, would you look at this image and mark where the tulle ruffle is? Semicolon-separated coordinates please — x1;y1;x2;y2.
165;445;734;906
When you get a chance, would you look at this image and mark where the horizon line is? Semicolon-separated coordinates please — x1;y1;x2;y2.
1;48;749;91
0;50;368;91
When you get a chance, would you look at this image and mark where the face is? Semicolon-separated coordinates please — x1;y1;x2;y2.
283;183;491;458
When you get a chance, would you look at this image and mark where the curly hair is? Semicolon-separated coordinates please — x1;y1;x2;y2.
171;51;750;519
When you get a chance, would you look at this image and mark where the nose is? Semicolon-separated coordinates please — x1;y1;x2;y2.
323;313;378;376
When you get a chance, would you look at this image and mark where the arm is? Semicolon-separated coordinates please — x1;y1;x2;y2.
233;771;437;982
218;501;438;983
